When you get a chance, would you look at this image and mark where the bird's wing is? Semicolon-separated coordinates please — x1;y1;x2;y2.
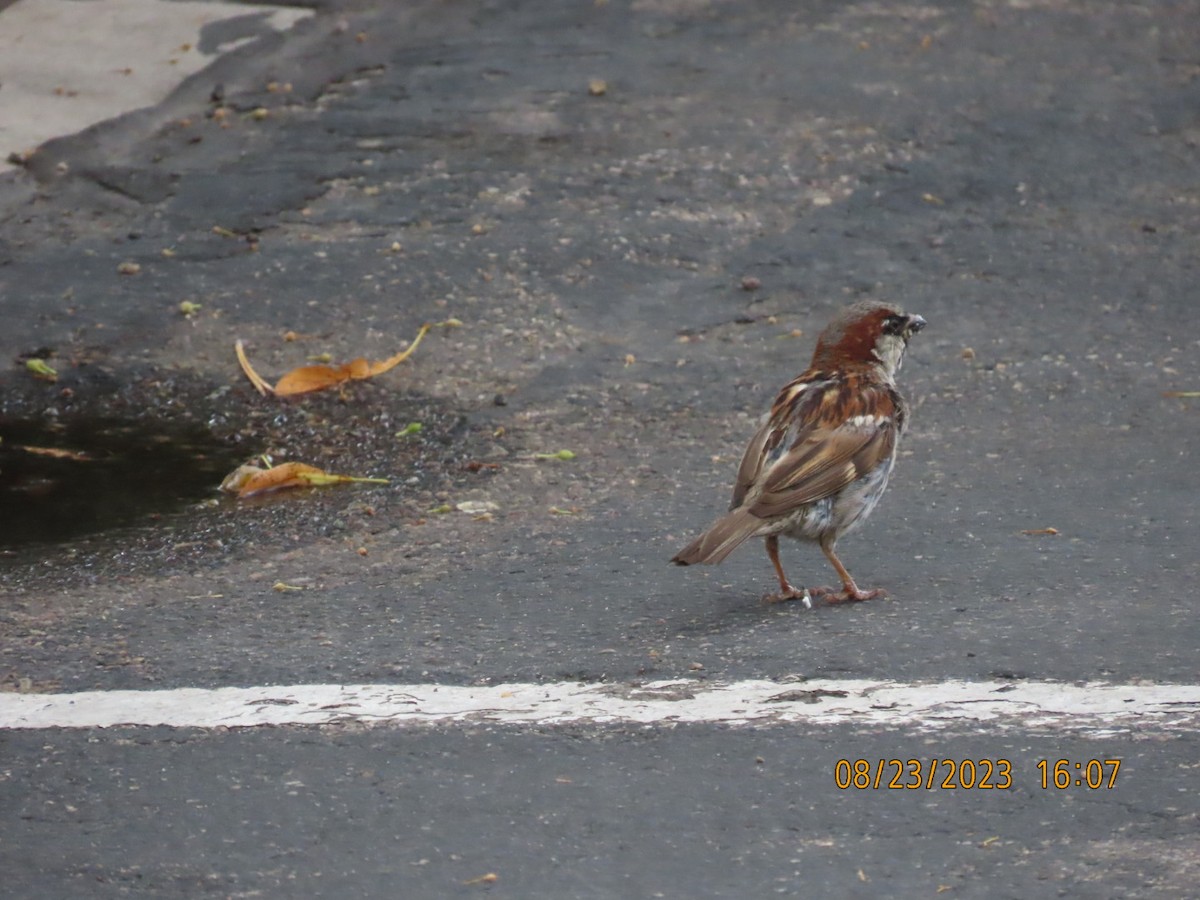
730;377;826;509
743;381;899;519
730;417;777;510
731;375;846;509
748;420;895;518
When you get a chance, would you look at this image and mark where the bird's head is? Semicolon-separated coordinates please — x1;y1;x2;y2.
810;300;926;381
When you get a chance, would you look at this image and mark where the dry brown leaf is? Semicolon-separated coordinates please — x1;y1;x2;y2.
272;362;361;395
235;341;274;396
1020;527;1059;536
463;873;498;886
16;445;91;461
220;461;389;498
464;460;501;472
236;320;457;397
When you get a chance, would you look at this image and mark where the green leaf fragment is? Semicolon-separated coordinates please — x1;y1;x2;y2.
25;359;57;380
302;473;390;487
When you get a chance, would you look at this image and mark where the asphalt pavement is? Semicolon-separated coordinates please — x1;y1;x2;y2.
1;1;1198;897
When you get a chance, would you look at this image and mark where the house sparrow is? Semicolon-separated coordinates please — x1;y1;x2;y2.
673;300;926;606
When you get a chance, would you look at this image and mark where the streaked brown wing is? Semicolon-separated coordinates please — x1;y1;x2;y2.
730;417;775;510
747;416;896;519
729;377;832;510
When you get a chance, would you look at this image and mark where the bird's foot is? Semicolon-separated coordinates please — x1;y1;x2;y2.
763;584;813;608
811;585;886;604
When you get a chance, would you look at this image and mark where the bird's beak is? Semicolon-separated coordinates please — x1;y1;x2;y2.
906;315;927;335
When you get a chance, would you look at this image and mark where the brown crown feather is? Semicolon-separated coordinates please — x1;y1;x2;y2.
810;301;905;369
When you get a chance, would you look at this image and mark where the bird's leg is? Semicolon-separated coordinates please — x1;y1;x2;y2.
812;537;885;603
762;535;812;608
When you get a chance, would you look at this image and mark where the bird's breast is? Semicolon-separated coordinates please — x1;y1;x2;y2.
766;456;896;542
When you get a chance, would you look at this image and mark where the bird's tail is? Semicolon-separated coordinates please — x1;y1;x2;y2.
672;508;762;566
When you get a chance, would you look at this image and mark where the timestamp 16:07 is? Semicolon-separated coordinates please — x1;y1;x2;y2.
833;758;1122;790
1037;758;1122;789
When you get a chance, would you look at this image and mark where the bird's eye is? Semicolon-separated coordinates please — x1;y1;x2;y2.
882;316;904;335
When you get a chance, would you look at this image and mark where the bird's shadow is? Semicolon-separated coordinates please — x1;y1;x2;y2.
658;582;868;641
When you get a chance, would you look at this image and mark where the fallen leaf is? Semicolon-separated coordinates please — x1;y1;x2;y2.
464;460;501;472
272;582;304;592
1019;527;1059;536
25;359;57;381
234;341;274;395
271;358;376;396
236;320;458;397
1162;390;1200;398
16;444;90;461
179;301;202;316
220;462;389;498
396;422;423;438
463;873;498;886
457;500;499;515
533;449;576;461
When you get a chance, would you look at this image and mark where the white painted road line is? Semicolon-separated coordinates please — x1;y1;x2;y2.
2;680;1199;733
